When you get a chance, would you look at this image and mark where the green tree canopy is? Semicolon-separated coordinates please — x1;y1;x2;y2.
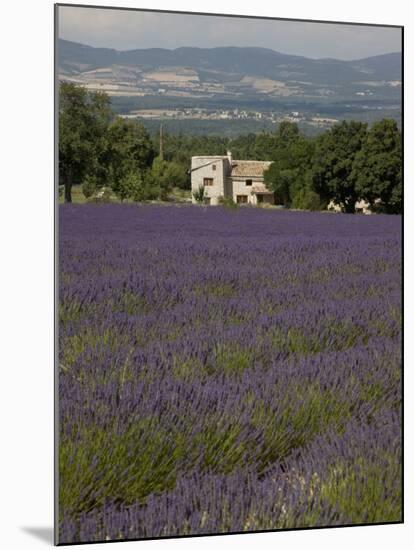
352;119;402;214
264;122;315;207
59;82;112;202
312;120;367;213
151;157;186;199
108;118;155;195
117;170;159;202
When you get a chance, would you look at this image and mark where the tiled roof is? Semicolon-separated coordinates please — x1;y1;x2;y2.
230;160;272;177
251;183;273;194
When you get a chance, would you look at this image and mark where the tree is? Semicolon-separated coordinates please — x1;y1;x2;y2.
352;119;402;214
165;161;188;190
117;172;137;202
264;165;295;206
291;172;325;211
158;160;187;191
264;122;315;207
59;83;112;202
228;133;258;160
151;157;186;200
252;131;278;160
311;121;367;213
117;170;159;202
107;118;155;194
278;121;300;142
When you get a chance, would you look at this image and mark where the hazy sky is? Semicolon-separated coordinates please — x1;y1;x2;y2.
58;5;402;60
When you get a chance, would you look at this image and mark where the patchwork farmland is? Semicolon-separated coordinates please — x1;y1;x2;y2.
58;205;402;543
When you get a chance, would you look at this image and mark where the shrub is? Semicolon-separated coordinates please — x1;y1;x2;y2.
81;175;98;199
193;186;206;203
292;188;324;211
117;171;160;202
218;196;239;209
151;158;186;199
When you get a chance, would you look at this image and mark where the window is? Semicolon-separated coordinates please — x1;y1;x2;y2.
203;178;214;186
212;165;216;171
236;195;248;204
246;179;253;186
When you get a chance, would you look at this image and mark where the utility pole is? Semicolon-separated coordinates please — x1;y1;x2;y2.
159;123;164;161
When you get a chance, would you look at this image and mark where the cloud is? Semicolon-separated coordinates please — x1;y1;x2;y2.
58;5;401;60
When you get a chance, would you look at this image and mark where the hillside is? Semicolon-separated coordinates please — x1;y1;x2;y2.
58;39;402;128
59;39;400;87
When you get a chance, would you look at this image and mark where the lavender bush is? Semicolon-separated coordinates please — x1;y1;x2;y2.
59;205;402;543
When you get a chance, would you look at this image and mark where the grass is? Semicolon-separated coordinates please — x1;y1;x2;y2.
59;185;192;205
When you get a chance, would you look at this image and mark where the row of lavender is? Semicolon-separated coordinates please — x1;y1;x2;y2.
59;205;402;543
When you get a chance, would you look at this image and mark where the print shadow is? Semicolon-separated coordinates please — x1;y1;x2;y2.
21;526;54;544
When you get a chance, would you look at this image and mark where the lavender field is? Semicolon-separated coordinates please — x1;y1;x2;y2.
58;204;402;544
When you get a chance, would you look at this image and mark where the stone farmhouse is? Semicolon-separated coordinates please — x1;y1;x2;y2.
190;151;274;205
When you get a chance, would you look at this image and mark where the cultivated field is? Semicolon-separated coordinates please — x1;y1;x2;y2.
58;204;402;543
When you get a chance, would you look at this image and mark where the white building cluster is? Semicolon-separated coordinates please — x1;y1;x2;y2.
191;152;274;205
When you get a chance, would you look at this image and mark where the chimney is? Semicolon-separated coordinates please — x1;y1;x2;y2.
227;150;232;165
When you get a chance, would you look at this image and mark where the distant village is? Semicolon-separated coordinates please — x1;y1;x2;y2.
120;107;339;129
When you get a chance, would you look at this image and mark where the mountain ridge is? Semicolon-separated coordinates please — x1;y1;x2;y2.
58;38;401;123
59;38;400;64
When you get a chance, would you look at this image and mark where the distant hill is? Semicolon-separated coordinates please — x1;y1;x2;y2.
59;39;401;85
58;39;401;128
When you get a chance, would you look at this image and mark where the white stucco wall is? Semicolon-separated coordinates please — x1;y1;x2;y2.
231;177;255;204
231;177;274;205
191;156;231;205
191;156;274;206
